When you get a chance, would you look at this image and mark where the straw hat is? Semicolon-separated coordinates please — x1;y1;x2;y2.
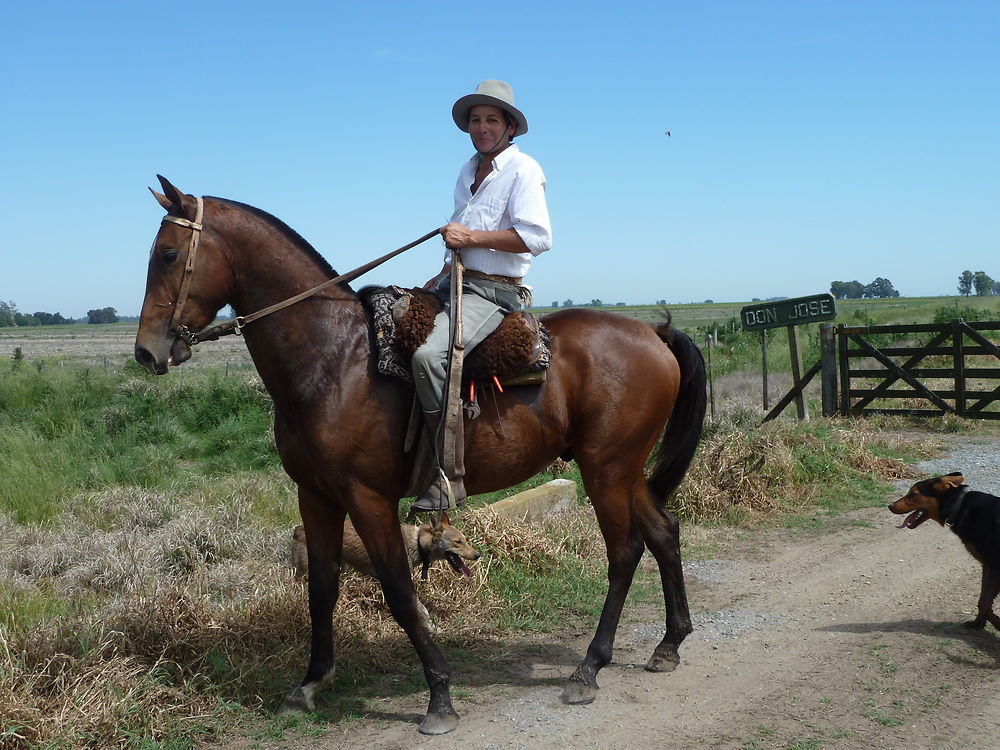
451;80;528;137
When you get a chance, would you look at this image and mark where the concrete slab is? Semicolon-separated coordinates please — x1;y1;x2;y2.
482;478;578;522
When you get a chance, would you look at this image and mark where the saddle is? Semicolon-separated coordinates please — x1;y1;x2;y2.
360;285;550;387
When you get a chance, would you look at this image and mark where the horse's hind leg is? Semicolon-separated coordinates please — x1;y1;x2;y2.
282;488;345;713
349;498;459;735
634;493;692;672
561;476;645;705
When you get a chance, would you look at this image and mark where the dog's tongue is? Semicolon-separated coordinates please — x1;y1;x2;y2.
446;552;474;577
897;510;922;529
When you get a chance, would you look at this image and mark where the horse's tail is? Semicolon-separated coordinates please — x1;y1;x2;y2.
647;322;707;503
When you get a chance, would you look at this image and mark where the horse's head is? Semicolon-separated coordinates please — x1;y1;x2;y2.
135;176;232;374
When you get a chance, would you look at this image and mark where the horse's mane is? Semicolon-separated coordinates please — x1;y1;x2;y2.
212;197;338;279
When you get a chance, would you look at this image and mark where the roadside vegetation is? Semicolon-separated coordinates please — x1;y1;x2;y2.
0;295;991;748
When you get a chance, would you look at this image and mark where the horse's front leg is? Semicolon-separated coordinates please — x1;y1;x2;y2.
350;498;459;735
281;489;345;713
561;482;646;705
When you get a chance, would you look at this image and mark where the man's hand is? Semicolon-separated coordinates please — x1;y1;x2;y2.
423;261;450;290
440;222;476;249
439;224;530;254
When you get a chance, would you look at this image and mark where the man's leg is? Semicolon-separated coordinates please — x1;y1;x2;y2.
410;295;504;512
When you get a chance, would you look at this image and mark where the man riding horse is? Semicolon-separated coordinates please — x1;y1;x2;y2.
411;80;552;512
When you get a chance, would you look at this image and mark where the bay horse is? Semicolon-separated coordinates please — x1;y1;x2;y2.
134;176;706;735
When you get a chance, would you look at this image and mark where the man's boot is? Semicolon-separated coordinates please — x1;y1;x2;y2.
411;410;467;512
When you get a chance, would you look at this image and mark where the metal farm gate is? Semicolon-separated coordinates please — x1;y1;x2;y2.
837;319;1000;419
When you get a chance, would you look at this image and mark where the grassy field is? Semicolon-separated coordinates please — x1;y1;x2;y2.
0;294;995;747
536;293;1000;332
4;293;998;373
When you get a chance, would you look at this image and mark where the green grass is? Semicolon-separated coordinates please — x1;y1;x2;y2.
863;700;904;727
0;581;71;628
0;361;281;524
485;553;606;631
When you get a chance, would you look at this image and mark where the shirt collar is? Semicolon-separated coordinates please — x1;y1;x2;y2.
468;142;521;171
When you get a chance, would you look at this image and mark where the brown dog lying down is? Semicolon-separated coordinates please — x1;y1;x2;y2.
291;514;481;630
889;472;1000;631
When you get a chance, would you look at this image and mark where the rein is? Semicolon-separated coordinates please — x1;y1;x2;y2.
160;200;440;346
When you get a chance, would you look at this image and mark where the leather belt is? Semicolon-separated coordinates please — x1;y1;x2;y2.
465;269;524;286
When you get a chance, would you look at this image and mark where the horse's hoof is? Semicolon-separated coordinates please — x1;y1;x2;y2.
419;710;460;735
645;650;680;673
279;686;315;714
964;618;987;630
560;679;598;705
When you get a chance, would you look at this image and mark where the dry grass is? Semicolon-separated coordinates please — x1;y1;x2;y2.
0;482;301;747
0;481;604;748
324;506;604;651
671;406;934;523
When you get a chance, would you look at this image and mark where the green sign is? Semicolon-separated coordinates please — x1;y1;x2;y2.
740;293;837;332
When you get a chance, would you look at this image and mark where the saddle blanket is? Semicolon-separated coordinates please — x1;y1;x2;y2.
359;285;550;386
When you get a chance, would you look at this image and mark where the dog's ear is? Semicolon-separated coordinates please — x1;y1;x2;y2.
943;472;965;487
440;512;451;526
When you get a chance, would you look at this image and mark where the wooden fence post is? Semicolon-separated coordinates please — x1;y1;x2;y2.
761;330;769;411
837;324;850;415
787;325;807;420
820;323;838;417
953;318;966;417
706;328;716;420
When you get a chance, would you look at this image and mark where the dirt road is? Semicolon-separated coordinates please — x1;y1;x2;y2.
251;444;1000;750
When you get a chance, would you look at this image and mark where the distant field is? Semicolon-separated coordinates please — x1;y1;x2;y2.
2;294;999;369
538;294;1000;333
0;321;253;370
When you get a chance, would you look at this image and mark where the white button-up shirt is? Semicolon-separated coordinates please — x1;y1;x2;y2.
446;144;552;279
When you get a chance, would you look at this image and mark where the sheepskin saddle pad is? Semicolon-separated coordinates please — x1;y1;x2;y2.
359;285;550;386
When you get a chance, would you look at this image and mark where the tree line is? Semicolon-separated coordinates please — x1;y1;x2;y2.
0;301;118;327
829;272;1000;300
828;278;899;299
957;270;1000;296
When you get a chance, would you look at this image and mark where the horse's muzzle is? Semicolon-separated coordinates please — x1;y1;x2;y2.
134;336;191;374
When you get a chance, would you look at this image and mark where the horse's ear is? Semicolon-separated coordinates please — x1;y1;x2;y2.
155;175;197;219
149;187;172;211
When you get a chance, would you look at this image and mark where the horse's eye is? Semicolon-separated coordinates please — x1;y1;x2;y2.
162;250;180;264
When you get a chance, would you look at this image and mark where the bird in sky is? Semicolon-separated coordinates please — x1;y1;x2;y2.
664;130;671;136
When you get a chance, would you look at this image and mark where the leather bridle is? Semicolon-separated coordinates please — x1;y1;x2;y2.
160;197;204;345
157;196;439;347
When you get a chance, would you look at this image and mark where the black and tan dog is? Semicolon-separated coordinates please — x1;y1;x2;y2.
889;472;1000;631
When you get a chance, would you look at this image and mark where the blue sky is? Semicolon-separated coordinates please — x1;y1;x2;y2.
2;1;997;317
